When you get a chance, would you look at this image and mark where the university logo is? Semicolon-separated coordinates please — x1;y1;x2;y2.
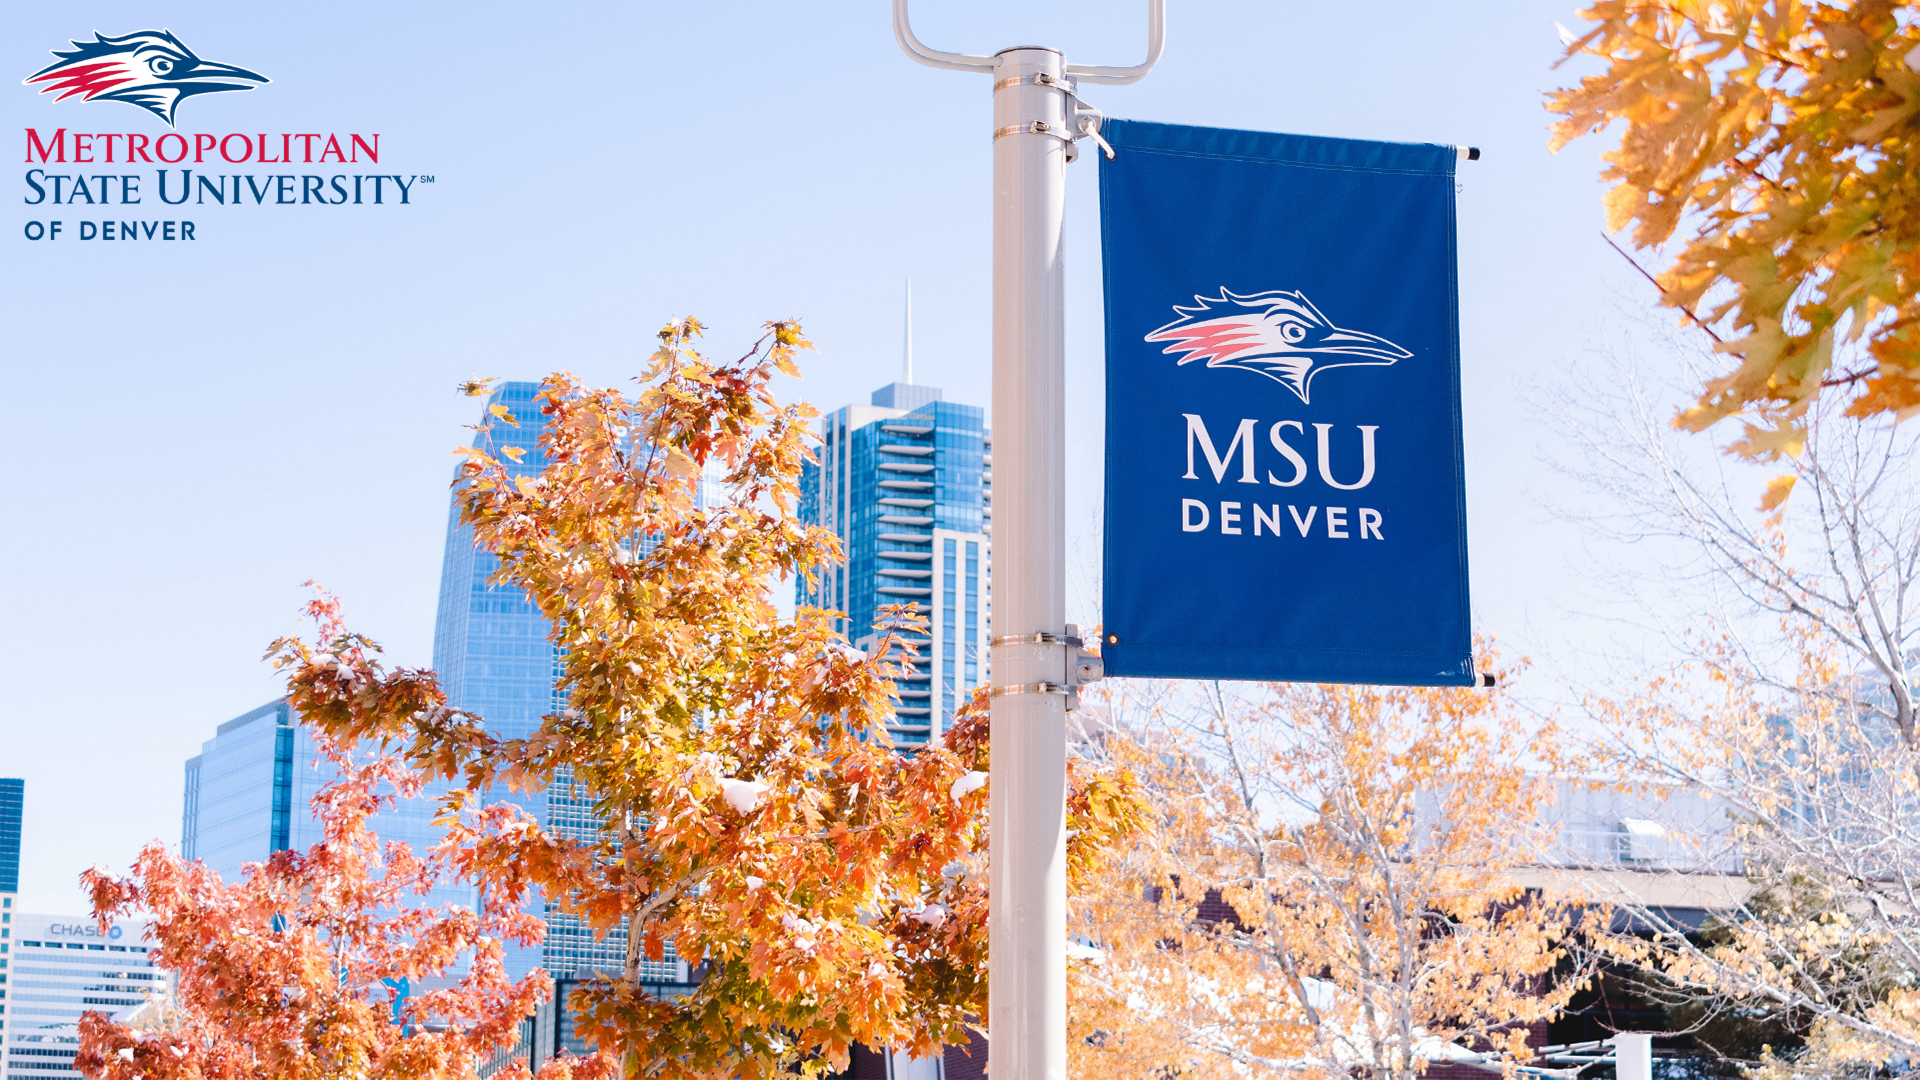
1146;289;1411;405
24;29;268;127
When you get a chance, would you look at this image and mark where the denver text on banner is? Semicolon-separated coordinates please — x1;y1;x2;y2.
1099;119;1473;686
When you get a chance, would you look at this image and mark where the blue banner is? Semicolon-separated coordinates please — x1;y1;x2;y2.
1099;119;1473;686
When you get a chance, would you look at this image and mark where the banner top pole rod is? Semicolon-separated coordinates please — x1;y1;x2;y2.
1065;0;1165;83
893;0;995;72
893;0;1165;81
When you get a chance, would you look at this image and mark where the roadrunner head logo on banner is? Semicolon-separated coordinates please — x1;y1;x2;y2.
1146;288;1412;405
24;30;268;127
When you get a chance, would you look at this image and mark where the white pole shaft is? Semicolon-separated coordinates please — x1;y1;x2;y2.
1613;1034;1653;1080
987;46;1069;1080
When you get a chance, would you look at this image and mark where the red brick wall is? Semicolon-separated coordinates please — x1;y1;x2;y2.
943;1028;989;1080
841;1033;987;1079
845;1043;888;1079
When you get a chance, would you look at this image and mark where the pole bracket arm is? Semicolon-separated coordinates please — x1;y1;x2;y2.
1060;623;1104;711
1062;0;1165;84
892;0;995;72
989;626;1103;711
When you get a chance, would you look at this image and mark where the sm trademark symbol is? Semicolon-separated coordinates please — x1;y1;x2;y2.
417;176;435;184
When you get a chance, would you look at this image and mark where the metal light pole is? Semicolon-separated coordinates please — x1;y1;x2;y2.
894;5;1163;1077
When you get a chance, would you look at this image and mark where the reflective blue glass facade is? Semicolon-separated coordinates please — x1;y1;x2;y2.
432;384;681;983
797;382;991;746
434;384;569;980
0;778;20;894
179;700;327;880
178;382;695;991
434;382;553;745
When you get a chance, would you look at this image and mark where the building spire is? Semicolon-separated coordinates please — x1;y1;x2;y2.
903;278;914;385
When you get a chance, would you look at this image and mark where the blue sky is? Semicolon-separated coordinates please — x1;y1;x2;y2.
0;0;1644;914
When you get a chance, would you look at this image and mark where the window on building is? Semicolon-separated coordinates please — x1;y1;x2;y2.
941;539;958;720
964;541;979;687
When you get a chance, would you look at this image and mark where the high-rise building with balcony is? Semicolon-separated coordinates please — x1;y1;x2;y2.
796;379;991;747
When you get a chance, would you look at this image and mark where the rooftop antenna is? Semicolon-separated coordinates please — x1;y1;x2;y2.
902;278;914;384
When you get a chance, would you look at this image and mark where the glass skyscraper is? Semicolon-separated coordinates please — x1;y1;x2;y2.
178;382;702;1015
432;381;555;755
179;694;485;968
426;382;555;980
431;382;689;984
1;777;19;1063
0;779;20;894
180;700;327;877
797;381;991;745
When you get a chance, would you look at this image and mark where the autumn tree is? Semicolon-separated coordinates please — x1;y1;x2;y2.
1542;331;1917;743
1541;311;1920;1077
69;319;1146;1079
1549;0;1920;458
1581;634;1920;1080
255;319;1141;1078
1065;667;1590;1080
74;706;583;1080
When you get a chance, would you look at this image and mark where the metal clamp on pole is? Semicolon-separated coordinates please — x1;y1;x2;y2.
994;72;1075;93
989;631;1083;648
990;681;1069;698
987;74;1115;162
993;120;1075;145
991;626;1106;711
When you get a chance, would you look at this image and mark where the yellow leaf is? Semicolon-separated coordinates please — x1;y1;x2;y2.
1603;184;1643;234
1729;419;1806;462
1550;4;1920;436
1758;473;1795;512
664;448;698;479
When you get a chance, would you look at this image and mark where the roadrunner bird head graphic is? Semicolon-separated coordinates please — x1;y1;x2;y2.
24;30;268;127
1146;288;1412;404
